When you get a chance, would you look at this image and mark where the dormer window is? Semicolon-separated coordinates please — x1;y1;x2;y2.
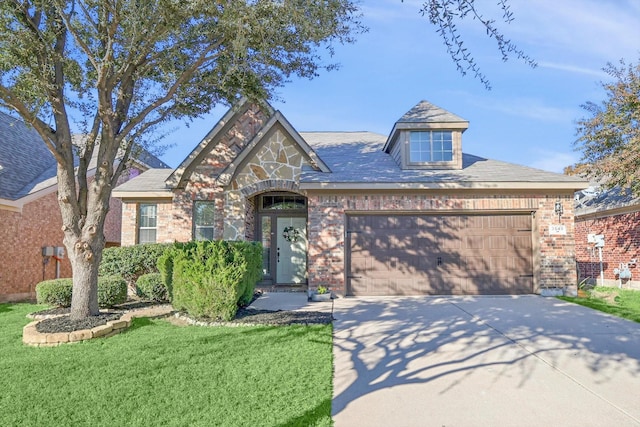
384;101;469;170
409;131;453;163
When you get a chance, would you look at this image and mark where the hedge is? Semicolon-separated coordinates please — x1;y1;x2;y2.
36;279;73;307
136;273;169;302
97;276;128;307
35;276;127;308
100;243;172;287
167;240;262;320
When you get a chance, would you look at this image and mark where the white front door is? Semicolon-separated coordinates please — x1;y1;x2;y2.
276;217;307;284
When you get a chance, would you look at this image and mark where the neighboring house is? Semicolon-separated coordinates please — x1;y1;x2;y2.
0;112;169;302
575;185;640;289
113;99;588;296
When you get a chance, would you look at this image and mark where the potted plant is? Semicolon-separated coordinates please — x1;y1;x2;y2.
310;285;332;302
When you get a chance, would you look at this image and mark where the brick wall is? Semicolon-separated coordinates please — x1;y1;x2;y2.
307;192;577;295
1;167;141;302
575;211;640;288
120;105;269;246
0;190;123;302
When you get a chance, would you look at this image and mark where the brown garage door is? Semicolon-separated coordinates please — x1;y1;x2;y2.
347;214;533;296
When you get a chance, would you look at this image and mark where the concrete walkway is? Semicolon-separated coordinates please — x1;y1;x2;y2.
248;291;334;313
331;295;640;427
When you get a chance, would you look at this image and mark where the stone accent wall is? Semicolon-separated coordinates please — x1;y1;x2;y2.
224;129;312;240
575;210;640;288
306;192;578;295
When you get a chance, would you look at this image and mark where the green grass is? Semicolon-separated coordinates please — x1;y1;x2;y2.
0;303;333;427
559;286;640;323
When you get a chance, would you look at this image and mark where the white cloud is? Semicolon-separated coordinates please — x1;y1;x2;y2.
537;61;608;79
507;0;640;61
528;150;579;173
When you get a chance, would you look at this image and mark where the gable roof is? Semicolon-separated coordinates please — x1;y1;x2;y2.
166;99;269;189
215;111;330;186
166;99;329;189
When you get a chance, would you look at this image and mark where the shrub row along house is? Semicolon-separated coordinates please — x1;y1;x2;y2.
113;99;588;296
0;112;168;302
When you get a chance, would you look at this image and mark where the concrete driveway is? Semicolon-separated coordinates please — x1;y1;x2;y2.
332;295;640;427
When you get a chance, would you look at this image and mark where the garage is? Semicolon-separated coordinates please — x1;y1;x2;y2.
346;214;534;296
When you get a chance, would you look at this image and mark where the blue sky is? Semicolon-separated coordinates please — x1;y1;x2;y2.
160;0;640;173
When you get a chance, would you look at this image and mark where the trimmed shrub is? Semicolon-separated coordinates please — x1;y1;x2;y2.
170;240;262;321
100;243;172;289
157;243;189;301
97;276;128;307
35;277;127;308
36;279;73;307
136;273;168;302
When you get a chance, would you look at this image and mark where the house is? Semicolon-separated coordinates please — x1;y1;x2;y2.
113;99;588;296
0;112;169;302
574;185;640;289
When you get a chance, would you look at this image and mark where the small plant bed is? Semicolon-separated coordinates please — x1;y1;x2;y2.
175;307;333;327
558;286;640;323
2;303;334;427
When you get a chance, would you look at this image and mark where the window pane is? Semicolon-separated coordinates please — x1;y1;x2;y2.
193;201;215;241
139;204;157;228
261;195;306;210
410;131;453;163
138;228;156;244
261;216;271;276
194;227;214;241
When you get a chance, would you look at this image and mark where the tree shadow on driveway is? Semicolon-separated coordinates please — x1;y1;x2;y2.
331;296;640;426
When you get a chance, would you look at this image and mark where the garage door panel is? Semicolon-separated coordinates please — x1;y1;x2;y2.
347;214;533;296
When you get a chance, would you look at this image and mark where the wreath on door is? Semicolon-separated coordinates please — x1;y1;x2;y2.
282;226;300;243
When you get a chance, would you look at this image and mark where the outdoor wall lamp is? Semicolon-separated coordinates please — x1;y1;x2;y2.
554;200;563;221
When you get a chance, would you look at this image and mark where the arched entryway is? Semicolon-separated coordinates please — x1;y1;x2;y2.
255;192;308;288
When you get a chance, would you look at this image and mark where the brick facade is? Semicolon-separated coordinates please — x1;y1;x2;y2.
0;190;123;302
306;193;577;295
1;167;144;302
118;102;579;296
575;210;640;289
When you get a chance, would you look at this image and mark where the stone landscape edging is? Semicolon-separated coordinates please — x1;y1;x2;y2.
22;304;174;347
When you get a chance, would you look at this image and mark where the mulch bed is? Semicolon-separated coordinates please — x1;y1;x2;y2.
36;312;123;334
31;293;332;333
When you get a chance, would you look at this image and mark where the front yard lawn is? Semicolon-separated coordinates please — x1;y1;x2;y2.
559;286;640;323
0;303;333;427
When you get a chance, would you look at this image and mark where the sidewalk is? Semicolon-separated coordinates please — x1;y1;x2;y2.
248;291;334;313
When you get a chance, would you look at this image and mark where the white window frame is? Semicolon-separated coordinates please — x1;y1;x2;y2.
138;203;157;243
408;130;454;164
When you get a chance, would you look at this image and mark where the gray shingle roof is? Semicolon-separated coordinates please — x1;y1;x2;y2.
115;131;588;194
113;168;173;193
299;132;586;186
574;185;640;217
0;112;56;200
397;100;468;124
0;111;170;201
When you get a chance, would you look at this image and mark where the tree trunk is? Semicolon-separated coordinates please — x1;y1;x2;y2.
59;159;112;321
69;248;101;319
